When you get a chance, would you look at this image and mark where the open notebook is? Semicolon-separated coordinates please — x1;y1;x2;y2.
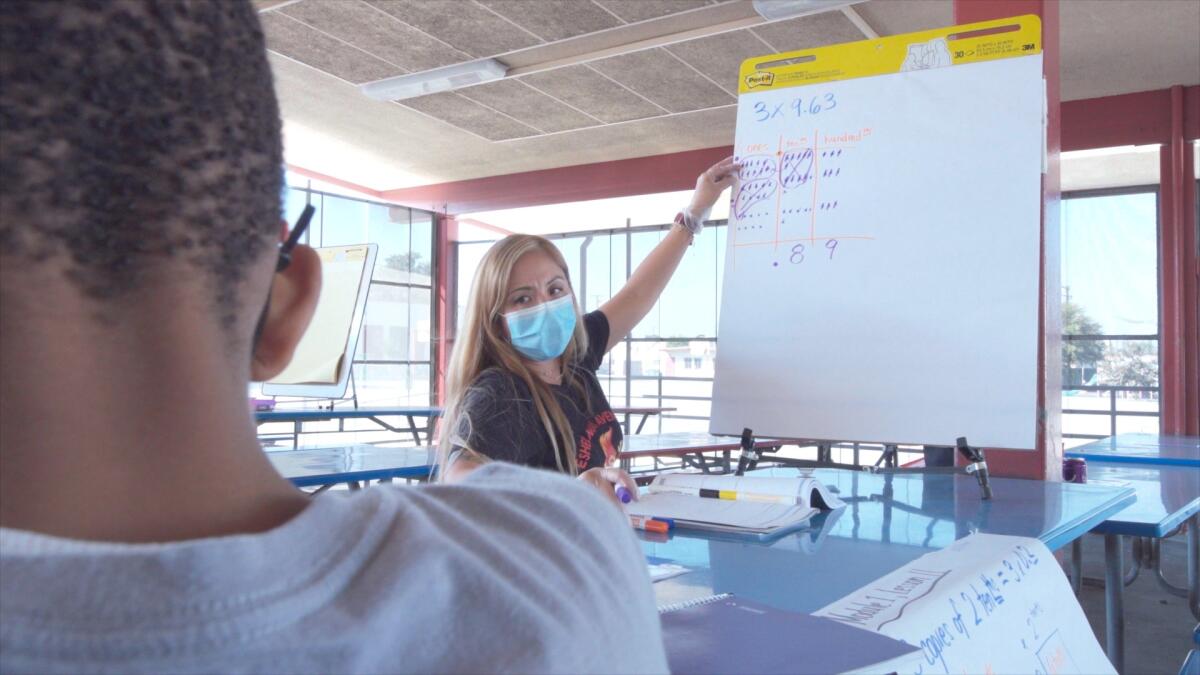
627;472;844;537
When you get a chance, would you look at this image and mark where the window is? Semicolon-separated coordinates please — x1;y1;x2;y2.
454;221;725;435
1060;187;1159;445
277;179;437;408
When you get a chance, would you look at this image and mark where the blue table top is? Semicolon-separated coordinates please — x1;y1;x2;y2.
256;407;442;422
1085;460;1200;537
1066;433;1200;468
268;444;435;486
642;467;1135;614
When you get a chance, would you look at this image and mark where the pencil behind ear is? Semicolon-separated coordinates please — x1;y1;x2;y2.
251;244;321;381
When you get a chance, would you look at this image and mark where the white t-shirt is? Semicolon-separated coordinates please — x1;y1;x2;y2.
0;463;667;674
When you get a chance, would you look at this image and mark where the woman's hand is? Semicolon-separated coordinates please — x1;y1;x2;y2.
578;467;638;506
686;155;740;218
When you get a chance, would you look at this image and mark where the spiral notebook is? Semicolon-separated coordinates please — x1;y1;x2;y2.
659;594;921;675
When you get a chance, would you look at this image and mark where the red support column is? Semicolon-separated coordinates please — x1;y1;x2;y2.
1159;86;1200;435
433;214;459;408
955;0;1061;479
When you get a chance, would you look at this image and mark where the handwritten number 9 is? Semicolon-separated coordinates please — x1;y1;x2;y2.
826;239;838;259
790;243;805;264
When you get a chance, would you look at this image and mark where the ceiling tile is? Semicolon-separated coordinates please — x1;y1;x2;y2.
280;0;466;72
261;11;402;84
504;107;737;169
751;12;866;53
364;0;543;57
853;0;954;36
591;48;735;113
593;0;710;23
477;0;624;41
1060;0;1200;101
667;28;777;95
459;80;597;133
398;92;540;141
521;65;664;123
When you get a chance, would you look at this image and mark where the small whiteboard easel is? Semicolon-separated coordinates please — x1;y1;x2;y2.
263;243;377;399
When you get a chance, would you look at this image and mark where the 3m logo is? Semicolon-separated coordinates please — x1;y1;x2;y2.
745;71;774;89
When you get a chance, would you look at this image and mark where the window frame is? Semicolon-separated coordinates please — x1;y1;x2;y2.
287;180;439;407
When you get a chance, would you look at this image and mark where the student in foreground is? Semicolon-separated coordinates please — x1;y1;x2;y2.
0;2;666;673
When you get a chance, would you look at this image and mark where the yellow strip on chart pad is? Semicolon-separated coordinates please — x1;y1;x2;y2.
738;15;1041;93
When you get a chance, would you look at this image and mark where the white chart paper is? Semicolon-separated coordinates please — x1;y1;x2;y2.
815;533;1114;675
711;55;1044;448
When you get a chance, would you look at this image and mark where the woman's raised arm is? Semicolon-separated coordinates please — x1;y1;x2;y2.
599;156;739;352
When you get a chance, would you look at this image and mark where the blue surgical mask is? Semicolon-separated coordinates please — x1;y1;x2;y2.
505;295;577;362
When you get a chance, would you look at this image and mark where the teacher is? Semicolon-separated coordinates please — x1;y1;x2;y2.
439;157;739;501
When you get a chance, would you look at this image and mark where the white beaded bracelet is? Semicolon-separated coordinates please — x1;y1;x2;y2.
674;205;711;241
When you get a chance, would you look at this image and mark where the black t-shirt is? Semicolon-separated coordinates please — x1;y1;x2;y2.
453;311;623;472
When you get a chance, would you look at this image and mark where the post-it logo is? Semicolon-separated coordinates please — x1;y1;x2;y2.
745;71;774;89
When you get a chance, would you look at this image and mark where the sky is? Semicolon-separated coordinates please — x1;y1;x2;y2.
1060;191;1159;336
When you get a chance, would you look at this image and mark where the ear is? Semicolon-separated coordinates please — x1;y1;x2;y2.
251;244;321;381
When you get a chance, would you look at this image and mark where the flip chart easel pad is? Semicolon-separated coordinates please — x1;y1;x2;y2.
815;533;1114;675
271;246;370;385
710;55;1043;449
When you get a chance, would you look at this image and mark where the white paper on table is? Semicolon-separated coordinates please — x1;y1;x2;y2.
647;562;690;583
814;533;1114;675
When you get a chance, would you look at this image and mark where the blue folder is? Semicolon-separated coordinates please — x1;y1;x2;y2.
660;594;920;674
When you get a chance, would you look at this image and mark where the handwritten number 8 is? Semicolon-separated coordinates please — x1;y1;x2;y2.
790;244;805;264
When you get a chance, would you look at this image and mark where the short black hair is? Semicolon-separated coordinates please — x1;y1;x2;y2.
0;0;283;320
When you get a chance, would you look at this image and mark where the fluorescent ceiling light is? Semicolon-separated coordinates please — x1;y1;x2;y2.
359;2;867;100
360;59;507;102
752;0;858;21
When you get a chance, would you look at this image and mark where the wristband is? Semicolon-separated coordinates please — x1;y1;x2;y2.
675;204;710;240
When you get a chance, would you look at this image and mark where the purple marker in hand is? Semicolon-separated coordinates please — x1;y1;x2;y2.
615;485;632;504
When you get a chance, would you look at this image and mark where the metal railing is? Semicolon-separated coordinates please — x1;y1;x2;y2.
1061;334;1160;440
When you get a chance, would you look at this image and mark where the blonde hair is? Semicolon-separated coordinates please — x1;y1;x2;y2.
439;234;590;477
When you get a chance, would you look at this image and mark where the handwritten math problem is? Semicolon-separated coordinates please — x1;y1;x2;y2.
917;543;1041;674
815;535;1114;675
730;127;873;268
752;92;838;122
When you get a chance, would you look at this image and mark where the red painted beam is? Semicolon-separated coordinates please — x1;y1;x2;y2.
1062;89;1172;151
287;86;1200;215
955;0;1060;481
285;164;385;199
1061;86;1200;152
1187;86;1200;141
379;146;732;215
433;215;459;410
1158;86;1200;435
